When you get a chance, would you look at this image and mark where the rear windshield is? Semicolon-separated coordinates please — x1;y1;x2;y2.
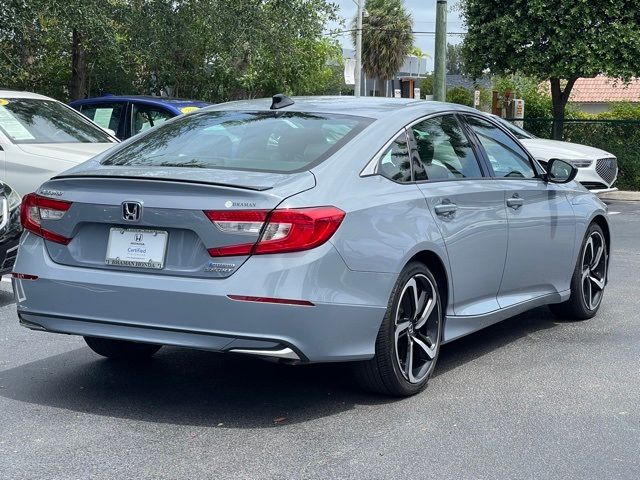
0;98;114;144
100;110;373;172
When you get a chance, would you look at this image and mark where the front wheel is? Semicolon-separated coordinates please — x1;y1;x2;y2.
550;223;608;320
84;336;162;360
353;262;443;396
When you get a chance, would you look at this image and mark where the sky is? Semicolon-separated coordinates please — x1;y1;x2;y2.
327;0;466;71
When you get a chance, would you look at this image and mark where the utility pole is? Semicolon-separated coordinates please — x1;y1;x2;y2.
433;0;447;101
354;0;364;98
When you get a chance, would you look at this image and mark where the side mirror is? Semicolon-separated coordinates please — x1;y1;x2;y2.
545;158;577;184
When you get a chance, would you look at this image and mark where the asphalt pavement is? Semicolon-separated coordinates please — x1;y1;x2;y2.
0;200;638;480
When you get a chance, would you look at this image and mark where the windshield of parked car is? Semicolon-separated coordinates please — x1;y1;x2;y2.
0;98;114;144
494;116;536;140
100;110;373;172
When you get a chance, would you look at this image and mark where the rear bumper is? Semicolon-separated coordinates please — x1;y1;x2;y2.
14;234;393;362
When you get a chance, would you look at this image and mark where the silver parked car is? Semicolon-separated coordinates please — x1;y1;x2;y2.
13;96;610;396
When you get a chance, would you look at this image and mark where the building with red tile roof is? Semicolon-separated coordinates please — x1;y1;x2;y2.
568;75;640;114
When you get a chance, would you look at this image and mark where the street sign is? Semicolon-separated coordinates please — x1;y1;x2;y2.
514;99;525;127
343;59;356;85
474;90;480;108
394;89;401;98
414;87;421;99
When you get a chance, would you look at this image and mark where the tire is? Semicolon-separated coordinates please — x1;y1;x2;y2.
353;261;443;396
84;336;162;360
550;222;608;320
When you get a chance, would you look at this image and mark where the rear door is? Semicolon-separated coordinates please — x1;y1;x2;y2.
462;114;576;307
411;114;509;316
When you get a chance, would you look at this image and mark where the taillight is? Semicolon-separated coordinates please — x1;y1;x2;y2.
20;193;72;245
204;206;345;257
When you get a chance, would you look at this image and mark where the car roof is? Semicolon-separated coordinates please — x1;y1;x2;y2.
0;90;56;101
203;96;478;121
69;95;211;110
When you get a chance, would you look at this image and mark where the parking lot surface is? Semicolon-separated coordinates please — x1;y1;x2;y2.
1;200;638;480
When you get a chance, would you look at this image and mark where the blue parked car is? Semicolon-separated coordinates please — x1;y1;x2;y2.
69;95;211;140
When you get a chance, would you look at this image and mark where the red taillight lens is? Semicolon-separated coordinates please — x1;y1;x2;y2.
204;206;345;257
20;193;72;245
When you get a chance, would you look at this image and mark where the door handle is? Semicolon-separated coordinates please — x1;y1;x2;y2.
507;194;524;210
434;201;458;216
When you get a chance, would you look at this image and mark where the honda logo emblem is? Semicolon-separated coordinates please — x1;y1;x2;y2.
122;202;142;222
134;233;143;242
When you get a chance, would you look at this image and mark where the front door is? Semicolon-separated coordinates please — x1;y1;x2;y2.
410;114;509;316
463;115;576;308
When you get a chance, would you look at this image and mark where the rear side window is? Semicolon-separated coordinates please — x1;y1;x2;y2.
80;103;124;134
377;132;411;183
132;104;174;135
465;116;536;179
102;111;372;173
411;115;482;181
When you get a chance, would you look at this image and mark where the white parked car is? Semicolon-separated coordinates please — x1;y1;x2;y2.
494;116;618;193
0;90;118;195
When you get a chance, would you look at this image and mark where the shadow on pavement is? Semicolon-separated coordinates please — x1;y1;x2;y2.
0;306;560;428
0;287;15;308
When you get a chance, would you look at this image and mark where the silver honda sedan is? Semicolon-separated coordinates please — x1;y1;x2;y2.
13;96;610;396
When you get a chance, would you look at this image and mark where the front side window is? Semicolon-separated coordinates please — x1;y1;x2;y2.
102;111;373;173
466;116;536;179
132;104;174;135
377;132;411;183
0;98;114;144
493;116;535;139
80;103;124;134
411;115;483;181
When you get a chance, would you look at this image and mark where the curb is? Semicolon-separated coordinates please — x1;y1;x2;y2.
598;191;640;202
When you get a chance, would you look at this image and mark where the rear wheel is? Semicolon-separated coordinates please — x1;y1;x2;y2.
84;336;162;360
550;223;608;320
354;262;443;396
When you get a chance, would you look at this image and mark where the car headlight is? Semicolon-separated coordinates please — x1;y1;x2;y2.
4;184;21;211
568;159;593;168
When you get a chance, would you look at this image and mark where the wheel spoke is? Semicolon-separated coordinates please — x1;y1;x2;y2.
406;278;421;317
404;338;414;378
589;275;605;290
591;244;604;270
583;237;594;267
412;334;436;360
395;320;411;346
415;296;435;329
584;278;593;310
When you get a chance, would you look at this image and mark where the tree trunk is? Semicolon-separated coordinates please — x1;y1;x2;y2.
549;77;577;140
71;29;87;100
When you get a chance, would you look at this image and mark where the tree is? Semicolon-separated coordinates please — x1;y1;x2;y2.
445;43;466;75
353;0;413;96
461;0;640;138
0;0;340;102
446;86;473;106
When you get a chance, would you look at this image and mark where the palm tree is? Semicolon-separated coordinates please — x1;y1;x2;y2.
352;0;414;97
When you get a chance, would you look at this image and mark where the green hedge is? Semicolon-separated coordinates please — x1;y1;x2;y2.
513;119;640;191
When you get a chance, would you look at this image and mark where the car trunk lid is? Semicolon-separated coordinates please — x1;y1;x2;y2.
35;170;315;278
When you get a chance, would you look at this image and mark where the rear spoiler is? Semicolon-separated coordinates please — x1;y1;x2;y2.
52;174;272;191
